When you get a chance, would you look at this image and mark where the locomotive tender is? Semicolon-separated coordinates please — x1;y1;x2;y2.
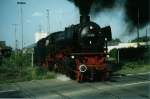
34;15;112;82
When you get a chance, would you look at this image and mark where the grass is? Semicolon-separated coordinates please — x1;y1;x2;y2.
0;66;56;84
0;52;56;84
115;62;150;74
31;66;56;80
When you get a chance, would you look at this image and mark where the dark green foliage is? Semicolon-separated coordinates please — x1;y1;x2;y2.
109;48;118;58
119;46;149;62
109;46;149;63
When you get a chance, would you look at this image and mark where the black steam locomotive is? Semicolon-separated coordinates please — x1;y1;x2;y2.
34;16;112;82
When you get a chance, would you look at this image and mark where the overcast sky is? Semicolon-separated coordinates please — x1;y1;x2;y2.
0;0;149;49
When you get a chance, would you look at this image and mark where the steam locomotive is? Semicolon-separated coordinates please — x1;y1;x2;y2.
34;15;112;82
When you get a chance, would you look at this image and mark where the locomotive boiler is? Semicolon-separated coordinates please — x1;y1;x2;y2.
34;15;112;82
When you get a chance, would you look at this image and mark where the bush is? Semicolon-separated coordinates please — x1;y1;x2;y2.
0;51;55;84
31;66;55;80
109;48;118;58
109;46;150;64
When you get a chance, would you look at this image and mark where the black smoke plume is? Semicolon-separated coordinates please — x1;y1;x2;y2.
68;0;93;15
68;0;149;29
125;0;149;28
91;0;116;14
67;0;116;16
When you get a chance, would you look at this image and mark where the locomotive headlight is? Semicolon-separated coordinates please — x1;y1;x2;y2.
71;55;75;59
90;26;93;30
89;41;92;44
79;64;87;73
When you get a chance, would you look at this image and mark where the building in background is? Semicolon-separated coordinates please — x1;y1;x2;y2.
35;32;48;43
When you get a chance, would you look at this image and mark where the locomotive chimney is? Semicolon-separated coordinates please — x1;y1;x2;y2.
80;15;90;24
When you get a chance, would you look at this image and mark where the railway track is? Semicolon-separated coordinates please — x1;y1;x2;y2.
0;73;149;99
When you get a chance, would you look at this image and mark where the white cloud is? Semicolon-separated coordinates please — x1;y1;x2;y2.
32;12;43;17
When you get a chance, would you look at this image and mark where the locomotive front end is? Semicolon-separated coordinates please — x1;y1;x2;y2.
71;16;112;82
